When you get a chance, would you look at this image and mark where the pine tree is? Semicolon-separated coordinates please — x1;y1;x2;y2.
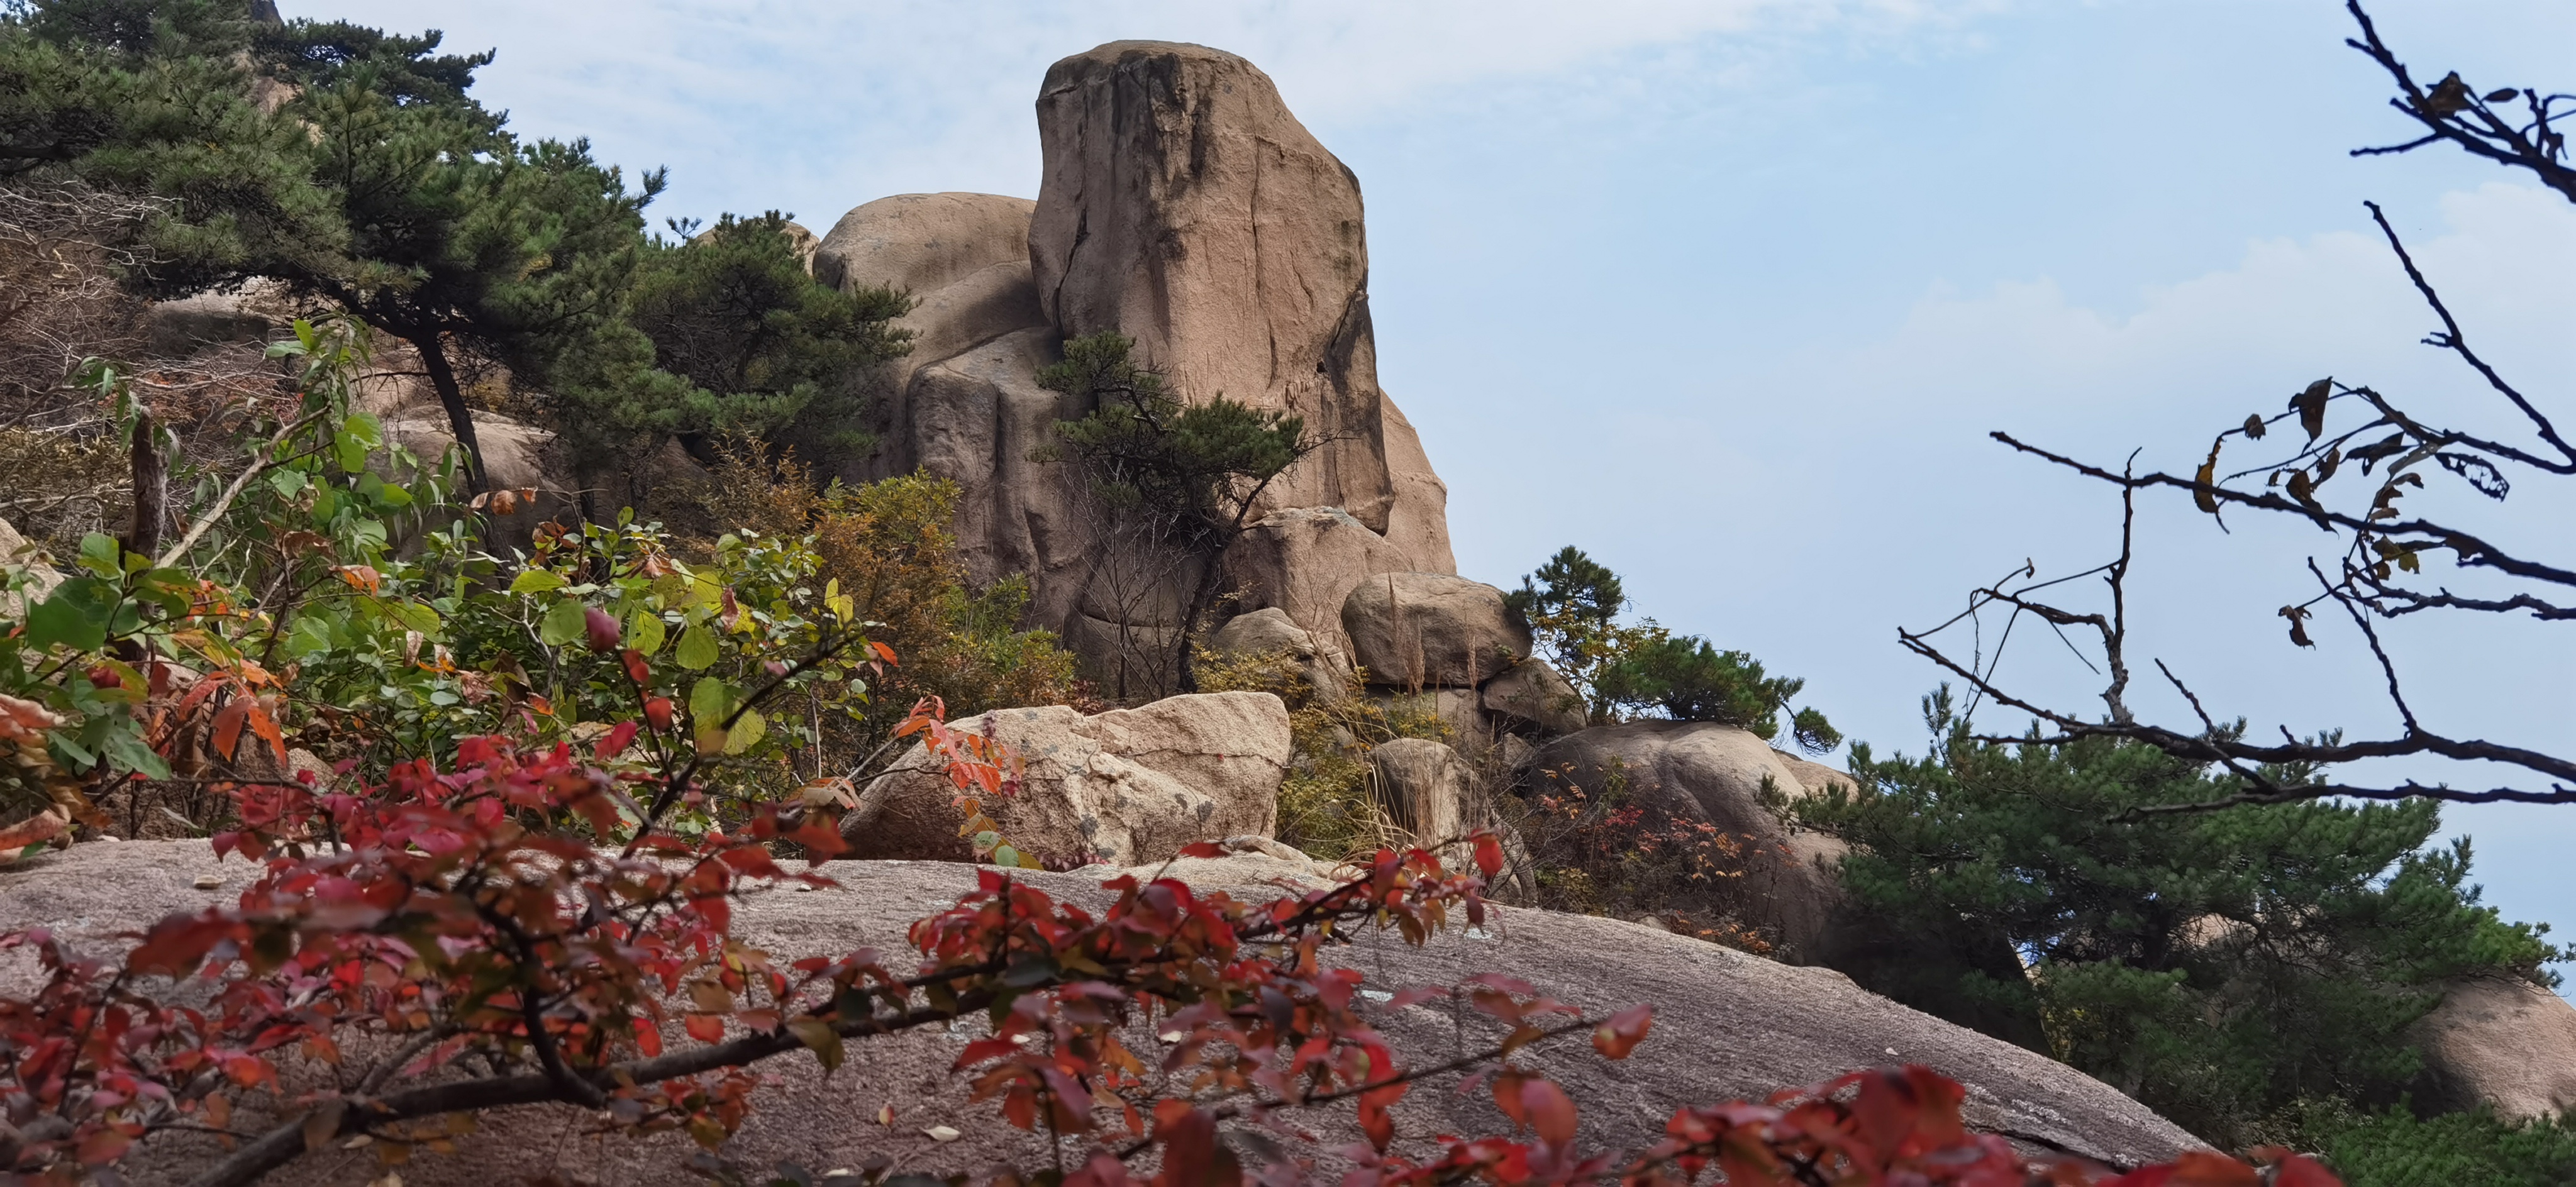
1795;688;2565;1147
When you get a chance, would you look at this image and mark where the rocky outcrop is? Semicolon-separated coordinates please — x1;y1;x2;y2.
1030;41;1392;530
2410;974;2576;1120
6;841;2200;1184
1342;572;1531;690
839;691;1292;866
809;45;1460;684
1528;722;1849;963
382;411;582;537
1223;506;1417;657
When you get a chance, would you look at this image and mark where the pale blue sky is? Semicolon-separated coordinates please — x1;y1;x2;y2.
333;0;2576;953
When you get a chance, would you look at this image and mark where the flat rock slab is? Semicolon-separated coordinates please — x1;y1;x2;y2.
1;841;2197;1184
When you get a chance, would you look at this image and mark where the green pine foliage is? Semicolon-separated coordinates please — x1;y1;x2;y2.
1507;545;1836;749
625;211;910;460
1794;687;2565;1149
2304;1105;2576;1187
6;0;906;500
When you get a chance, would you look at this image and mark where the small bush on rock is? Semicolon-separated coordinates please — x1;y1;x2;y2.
1507;546;1835;751
1191;639;1452;863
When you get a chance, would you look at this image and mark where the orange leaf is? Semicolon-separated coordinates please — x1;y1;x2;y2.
211;697;248;761
244;701;287;762
0;809;69;854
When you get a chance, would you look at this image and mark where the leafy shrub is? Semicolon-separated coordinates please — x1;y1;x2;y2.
1190;639;1451;863
686;441;1084;744
1513;757;1775;954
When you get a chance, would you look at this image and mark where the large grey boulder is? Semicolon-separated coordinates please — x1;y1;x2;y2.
800;46;1462;687
1480;659;1587;738
839;691;1292;866
814;192;1036;302
1366;737;1470;846
1206;606;1351;702
4;841;2199;1184
1342;572;1531;689
1030;41;1396;531
1528;722;1848;963
2411;973;2576;1120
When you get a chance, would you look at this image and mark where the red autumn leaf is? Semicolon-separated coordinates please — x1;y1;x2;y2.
1591;1004;1652;1059
1473;832;1504;878
684;1013;725;1043
644;696;674;732
869;640;899;666
1517;1076;1579;1146
1176;841;1228;859
622;648;651;685
584;607;621;653
596;720;639;760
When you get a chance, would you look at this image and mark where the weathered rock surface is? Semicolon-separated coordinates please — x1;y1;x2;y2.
1379;394;1457;573
1206;606;1350;700
1223;506;1416;658
2;841;2199;1184
2410;973;2576;1120
1343;572;1530;690
840;692;1292;866
1480;660;1586;738
1031;40;1393;529
1367;737;1471;846
814;192;1038;306
1527;722;1848;963
382;412;581;537
0;517;63;619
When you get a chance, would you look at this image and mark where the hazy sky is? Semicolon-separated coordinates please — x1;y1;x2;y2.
331;0;2576;954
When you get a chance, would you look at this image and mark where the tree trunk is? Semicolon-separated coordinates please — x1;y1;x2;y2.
1170;539;1231;695
411;330;490;495
124;411;164;561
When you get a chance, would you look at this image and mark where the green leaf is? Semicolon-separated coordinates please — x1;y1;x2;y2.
787;1017;844;1075
76;533;121;578
104;732;171;781
723;707;765;755
335;429;368;474
538;597;587;646
27;578;116;651
674;624;719;671
627;609;667;656
508;569;567;596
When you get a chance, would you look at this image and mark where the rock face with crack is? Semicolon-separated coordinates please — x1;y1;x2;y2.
838;690;1293;866
804;41;1455;688
3;840;2202;1185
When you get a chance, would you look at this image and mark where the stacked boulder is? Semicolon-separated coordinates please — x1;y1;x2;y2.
1340;571;1585;753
